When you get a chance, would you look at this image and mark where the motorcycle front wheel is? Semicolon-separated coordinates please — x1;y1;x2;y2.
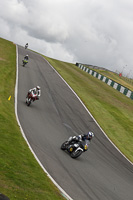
23;62;26;67
26;98;31;106
61;141;68;150
70;150;82;159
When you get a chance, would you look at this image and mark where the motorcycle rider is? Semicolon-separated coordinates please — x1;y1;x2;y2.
67;132;94;144
25;43;28;49
27;86;41;100
24;54;29;61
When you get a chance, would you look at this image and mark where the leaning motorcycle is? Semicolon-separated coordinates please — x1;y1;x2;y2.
22;59;28;67
61;138;89;158
26;91;38;106
25;44;28;49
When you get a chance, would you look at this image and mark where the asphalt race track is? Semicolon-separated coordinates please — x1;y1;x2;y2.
17;45;133;200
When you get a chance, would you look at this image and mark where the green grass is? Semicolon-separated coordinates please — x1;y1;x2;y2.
43;56;133;163
90;68;133;91
0;38;65;200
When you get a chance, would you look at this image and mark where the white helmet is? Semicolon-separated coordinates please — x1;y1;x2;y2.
36;86;40;90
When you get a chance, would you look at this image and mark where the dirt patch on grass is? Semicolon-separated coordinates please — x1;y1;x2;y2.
0;57;6;61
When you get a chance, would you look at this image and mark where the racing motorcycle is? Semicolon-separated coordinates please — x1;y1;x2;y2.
22;59;28;67
61;137;89;158
25;43;28;49
26;91;38;106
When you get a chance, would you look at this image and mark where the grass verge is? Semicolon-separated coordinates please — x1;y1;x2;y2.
0;38;65;200
90;68;133;91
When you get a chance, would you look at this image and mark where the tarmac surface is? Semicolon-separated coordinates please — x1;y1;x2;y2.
17;45;133;200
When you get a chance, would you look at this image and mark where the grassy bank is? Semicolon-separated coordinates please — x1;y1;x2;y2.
92;68;133;91
0;38;65;200
43;56;133;163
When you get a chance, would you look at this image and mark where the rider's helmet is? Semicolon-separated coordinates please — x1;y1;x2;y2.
26;55;28;57
84;132;94;140
36;86;40;90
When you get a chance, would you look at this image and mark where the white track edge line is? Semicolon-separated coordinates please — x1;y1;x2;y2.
15;45;73;200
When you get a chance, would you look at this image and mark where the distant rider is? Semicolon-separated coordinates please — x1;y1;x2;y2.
28;86;41;100
67;132;94;145
25;43;28;49
24;54;29;61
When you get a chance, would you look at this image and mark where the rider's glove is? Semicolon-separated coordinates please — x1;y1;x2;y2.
73;136;76;139
68;136;73;142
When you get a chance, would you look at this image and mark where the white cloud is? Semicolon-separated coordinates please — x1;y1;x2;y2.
0;0;133;77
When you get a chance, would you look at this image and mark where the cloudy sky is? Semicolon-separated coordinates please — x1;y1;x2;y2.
0;0;133;77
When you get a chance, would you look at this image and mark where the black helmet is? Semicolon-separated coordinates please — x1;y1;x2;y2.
84;132;94;140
